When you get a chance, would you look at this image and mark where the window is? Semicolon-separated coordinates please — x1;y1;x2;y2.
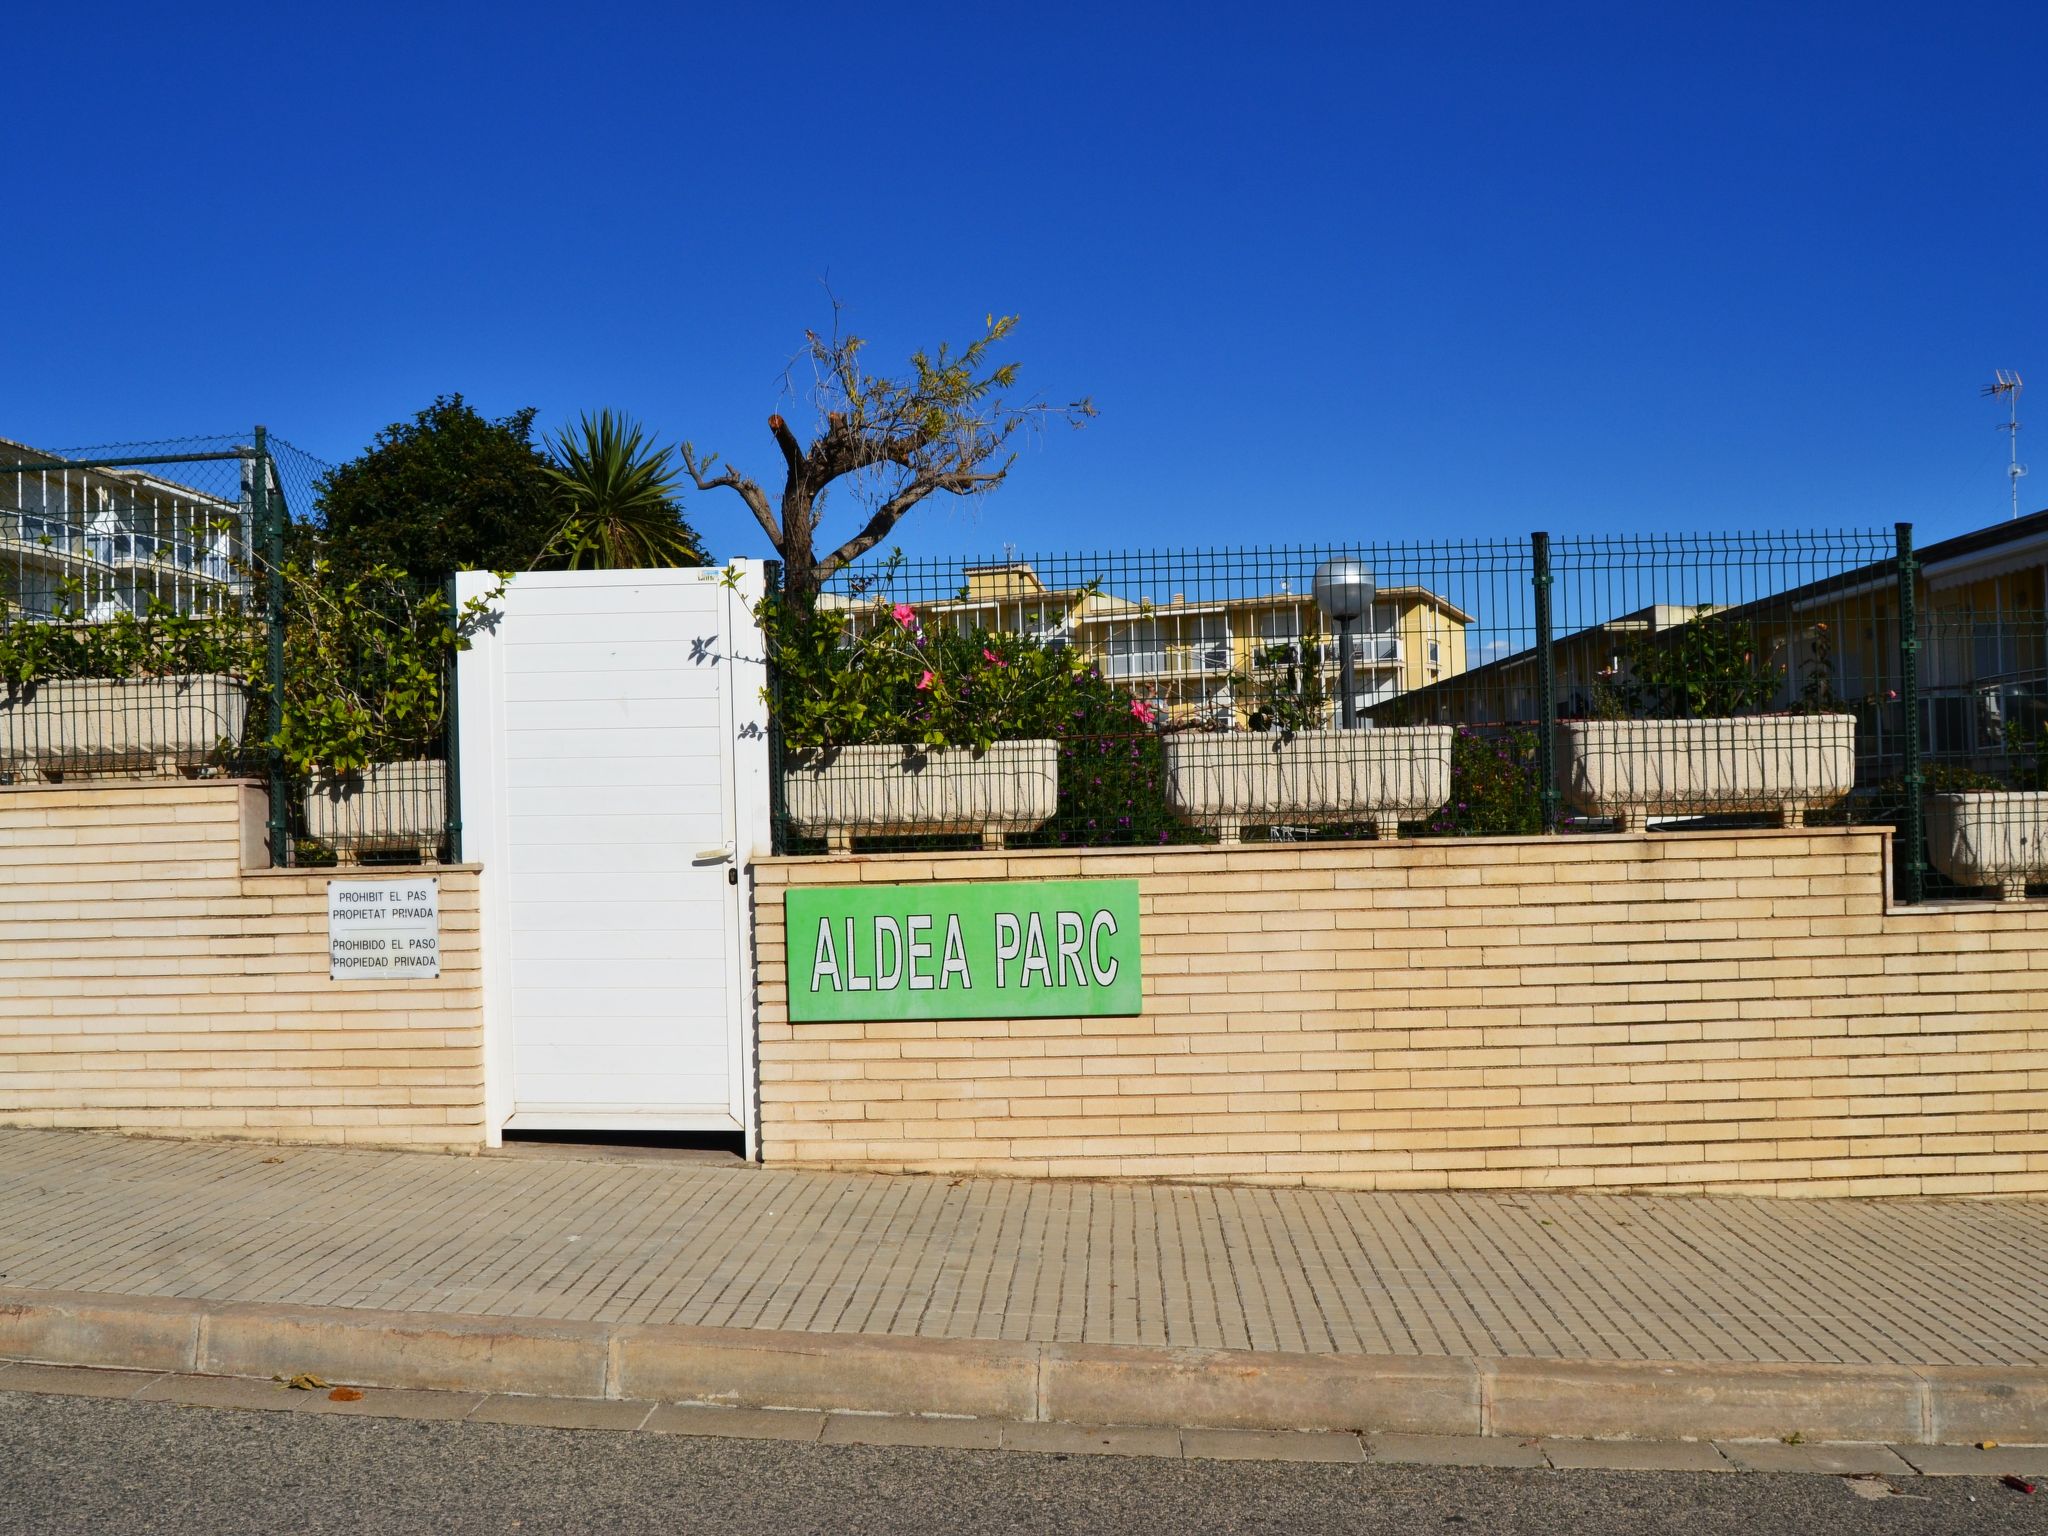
1104;623;1167;679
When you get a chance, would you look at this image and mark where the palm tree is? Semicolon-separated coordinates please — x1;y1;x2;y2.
537;411;708;569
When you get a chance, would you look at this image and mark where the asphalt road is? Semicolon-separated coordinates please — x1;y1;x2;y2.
1;1391;2040;1536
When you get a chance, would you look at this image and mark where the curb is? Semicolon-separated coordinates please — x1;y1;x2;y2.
3;1287;2043;1447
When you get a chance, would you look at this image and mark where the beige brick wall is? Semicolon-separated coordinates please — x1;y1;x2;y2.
756;831;2048;1196
0;780;484;1150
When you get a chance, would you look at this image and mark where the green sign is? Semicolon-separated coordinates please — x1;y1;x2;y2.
786;879;1141;1022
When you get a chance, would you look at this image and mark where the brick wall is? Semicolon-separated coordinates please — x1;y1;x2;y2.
0;781;484;1149
755;831;2048;1196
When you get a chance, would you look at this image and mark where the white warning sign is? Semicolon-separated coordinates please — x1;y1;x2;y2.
327;877;440;980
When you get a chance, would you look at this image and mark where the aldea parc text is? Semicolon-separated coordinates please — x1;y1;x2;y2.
807;907;1123;995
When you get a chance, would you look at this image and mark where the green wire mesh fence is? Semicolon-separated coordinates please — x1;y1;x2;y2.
9;432;2040;908
0;430;458;867
766;524;2047;901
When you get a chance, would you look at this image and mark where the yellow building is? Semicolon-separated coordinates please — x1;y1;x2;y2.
833;560;1472;726
0;437;252;620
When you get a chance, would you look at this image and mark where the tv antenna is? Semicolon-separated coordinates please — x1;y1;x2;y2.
1983;371;2026;521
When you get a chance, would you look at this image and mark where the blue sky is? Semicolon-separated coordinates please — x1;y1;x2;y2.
5;3;2043;564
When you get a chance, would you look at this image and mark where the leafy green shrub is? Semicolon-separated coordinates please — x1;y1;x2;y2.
0;601;252;690
0;561;498;779
1592;612;1834;720
1231;642;1327;734
1595;615;1779;719
270;562;499;776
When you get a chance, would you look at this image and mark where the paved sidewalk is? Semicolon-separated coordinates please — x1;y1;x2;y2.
2;1126;2044;1368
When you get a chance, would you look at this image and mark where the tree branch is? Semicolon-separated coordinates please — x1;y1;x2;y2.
767;414;805;483
680;444;781;551
815;423;935;484
813;469;1005;583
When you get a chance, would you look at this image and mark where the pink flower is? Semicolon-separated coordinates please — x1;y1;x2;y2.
916;670;935;691
983;648;1006;667
1130;698;1157;725
891;603;916;628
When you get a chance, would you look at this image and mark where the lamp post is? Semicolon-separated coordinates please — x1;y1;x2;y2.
1313;557;1375;729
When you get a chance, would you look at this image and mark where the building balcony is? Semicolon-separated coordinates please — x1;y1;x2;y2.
1315;635;1402;668
1101;642;1233;681
2;516;240;588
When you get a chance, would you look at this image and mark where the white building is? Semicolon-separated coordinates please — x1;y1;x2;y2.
1;437;253;621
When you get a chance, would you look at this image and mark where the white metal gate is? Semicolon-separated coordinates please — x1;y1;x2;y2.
455;564;770;1148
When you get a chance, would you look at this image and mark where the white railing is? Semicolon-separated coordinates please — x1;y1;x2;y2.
6;516;238;585
1102;642;1232;680
1316;634;1402;667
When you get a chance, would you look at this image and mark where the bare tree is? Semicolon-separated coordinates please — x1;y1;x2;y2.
681;312;1094;602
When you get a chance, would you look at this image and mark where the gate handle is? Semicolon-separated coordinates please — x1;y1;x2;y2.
693;846;735;863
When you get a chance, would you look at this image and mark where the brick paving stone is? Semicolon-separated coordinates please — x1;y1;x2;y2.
1;1127;2045;1371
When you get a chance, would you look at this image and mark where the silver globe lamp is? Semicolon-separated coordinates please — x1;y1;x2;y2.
1312;557;1375;729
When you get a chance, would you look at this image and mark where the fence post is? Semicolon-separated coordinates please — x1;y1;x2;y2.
762;559;786;856
1895;521;1923;903
442;574;464;865
256;426;290;867
1531;531;1560;833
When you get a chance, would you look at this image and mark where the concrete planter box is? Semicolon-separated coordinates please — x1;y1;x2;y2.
1162;725;1454;843
1558;714;1856;831
1926;791;2048;901
783;739;1058;853
306;758;447;865
0;673;247;780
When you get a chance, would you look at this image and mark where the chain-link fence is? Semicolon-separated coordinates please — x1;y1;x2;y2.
0;429;459;867
764;523;2048;902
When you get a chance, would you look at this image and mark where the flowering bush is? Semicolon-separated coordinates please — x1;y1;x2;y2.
760;596;1113;752
759;591;1204;846
1424;726;1542;837
1012;662;1205;848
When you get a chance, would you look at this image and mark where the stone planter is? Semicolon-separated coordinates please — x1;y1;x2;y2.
1926;791;2048;901
0;673;248;780
1558;714;1856;831
1162;725;1454;843
306;758;447;865
783;739;1058;853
